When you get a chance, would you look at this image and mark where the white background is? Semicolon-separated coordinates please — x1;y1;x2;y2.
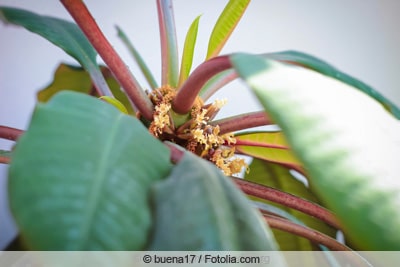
1;0;399;248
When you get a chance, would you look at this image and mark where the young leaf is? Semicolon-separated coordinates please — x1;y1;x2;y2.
235;131;304;173
264;50;400;119
99;96;129;114
9;92;173;250
178;15;201;87
231;53;400;250
157;0;179;87
150;150;281;252
0;7;112;96
206;0;250;59
116;25;159;90
245;159;336;251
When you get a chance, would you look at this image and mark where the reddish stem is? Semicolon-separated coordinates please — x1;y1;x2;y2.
211;111;273;134
263;214;350;251
0;126;24;141
200;70;238;101
164;141;184;164
172;55;232;114
233;178;342;230
234;139;288;150
0;156;10;164
60;0;154;120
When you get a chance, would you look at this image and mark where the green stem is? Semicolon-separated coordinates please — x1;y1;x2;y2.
233;177;342;230
60;0;154;120
172;55;232;114
116;26;159;90
211;111;273;134
0;125;23;141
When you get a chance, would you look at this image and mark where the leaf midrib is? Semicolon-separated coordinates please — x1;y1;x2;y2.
78;114;123;250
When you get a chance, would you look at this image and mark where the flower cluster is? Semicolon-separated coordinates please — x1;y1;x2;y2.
149;86;247;176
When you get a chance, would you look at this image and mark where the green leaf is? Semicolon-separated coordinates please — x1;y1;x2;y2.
245;159;336;251
157;0;179;87
235;131;304;173
37;64;134;114
9;91;173;250
37;64;94;102
116;26;159;90
206;0;250;59
178;15;201;87
265;50;400;119
149;150;280;251
231;53;400;250
99;96;129;114
0;7;112;96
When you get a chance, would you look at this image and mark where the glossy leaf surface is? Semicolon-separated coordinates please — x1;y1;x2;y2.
231;53;400;250
9;92;172;250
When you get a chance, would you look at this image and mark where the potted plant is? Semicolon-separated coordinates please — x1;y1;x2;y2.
1;0;399;259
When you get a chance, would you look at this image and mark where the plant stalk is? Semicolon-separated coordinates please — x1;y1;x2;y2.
0;156;10;164
263;214;349;251
233;178;342;230
211;111;273;134
60;0;154;120
172;55;232;114
0;126;23;141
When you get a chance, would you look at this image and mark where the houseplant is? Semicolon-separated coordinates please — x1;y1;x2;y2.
0;0;399;257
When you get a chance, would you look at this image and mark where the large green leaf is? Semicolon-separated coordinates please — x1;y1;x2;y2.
206;0;250;59
245;159;336;251
0;7;112;96
264;50;400;119
9;92;173;250
231;53;400;250
235;131;304;173
149;150;281;252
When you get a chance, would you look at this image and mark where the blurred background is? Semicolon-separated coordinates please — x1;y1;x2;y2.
1;0;399;248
